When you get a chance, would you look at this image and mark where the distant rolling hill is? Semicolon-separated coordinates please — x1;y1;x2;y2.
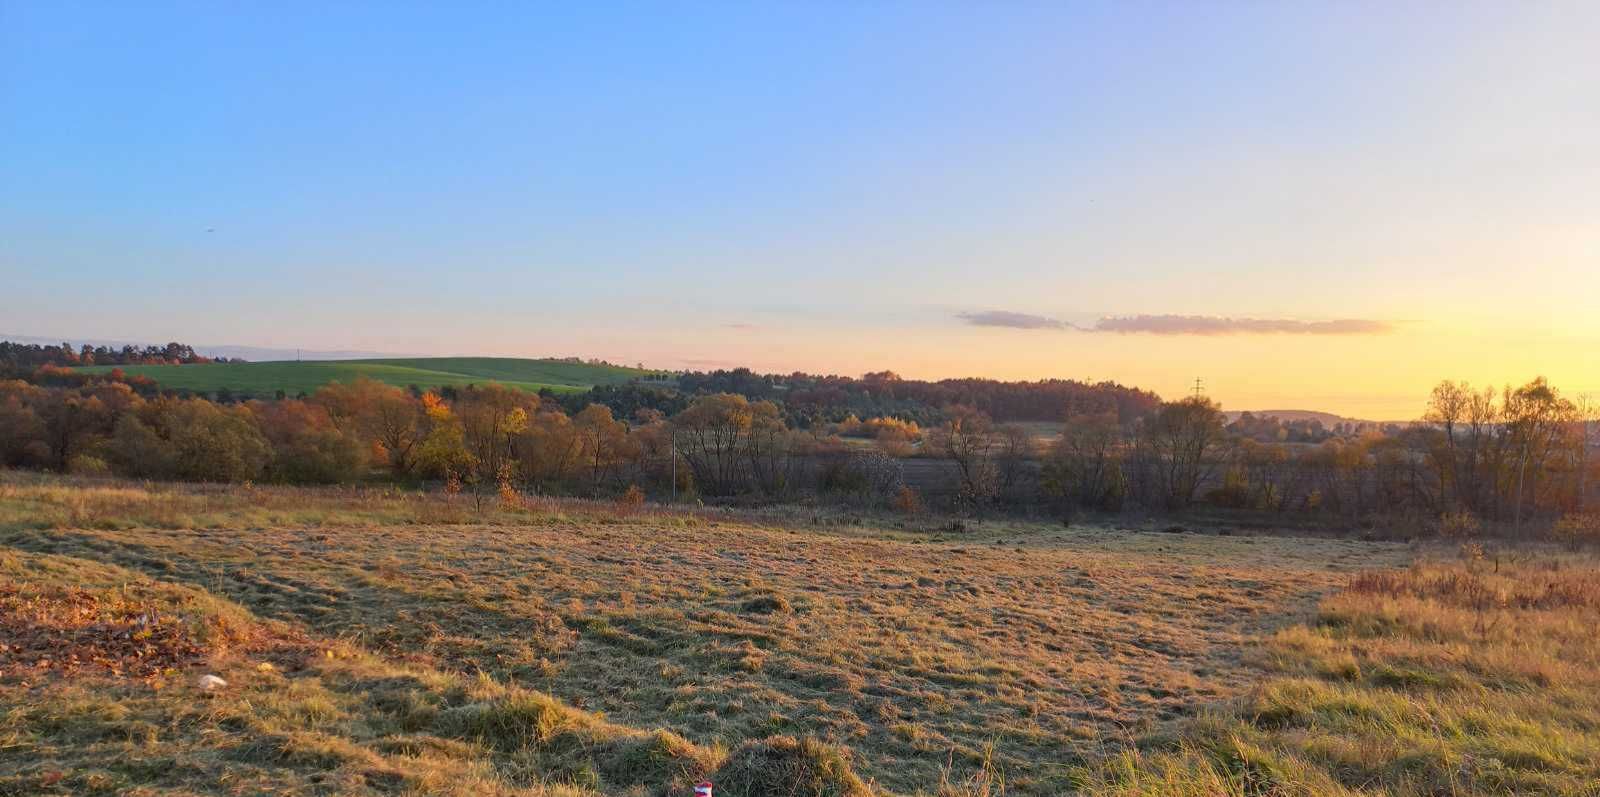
1225;409;1384;427
77;357;659;397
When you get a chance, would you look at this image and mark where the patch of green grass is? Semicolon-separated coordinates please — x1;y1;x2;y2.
76;356;659;397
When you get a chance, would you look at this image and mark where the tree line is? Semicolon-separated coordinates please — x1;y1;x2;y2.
667;368;1161;426
2;342;1163;430
1;341;1594;536
0;375;929;508
1021;379;1596;536
0;341;226;378
0;376;808;497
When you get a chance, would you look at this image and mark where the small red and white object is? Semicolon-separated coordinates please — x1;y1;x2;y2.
694;783;713;797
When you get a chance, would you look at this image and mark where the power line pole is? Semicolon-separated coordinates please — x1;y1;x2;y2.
1192;377;1205;399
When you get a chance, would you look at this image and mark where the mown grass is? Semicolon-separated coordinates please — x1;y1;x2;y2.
75;356;655;397
4;473;1596;794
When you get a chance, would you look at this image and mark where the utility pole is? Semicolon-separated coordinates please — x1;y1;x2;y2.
1192;377;1205;399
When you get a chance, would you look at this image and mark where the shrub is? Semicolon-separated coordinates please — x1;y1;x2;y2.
892;485;923;515
819;450;906;506
253;399;366;484
835;415;920;443
816;458;868;495
164;401;271;482
1437;510;1481;539
266;428;365;484
1204;484;1252;509
496;463;520;509
619;484;646;508
851;448;903;501
1552;512;1600;550
0;394;49;467
107;399;270;482
65;454;110;476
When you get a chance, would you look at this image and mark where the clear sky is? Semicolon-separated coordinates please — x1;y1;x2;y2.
3;1;1596;418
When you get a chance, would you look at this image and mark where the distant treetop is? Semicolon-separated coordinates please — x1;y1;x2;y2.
0;340;232;378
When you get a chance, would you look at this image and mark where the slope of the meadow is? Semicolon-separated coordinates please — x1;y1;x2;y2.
75;357;655;397
4;475;1598;796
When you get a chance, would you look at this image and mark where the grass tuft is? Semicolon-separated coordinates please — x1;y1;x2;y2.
713;735;873;797
738;594;793;615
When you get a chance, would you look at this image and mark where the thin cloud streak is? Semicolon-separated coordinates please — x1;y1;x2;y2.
1094;315;1393;335
956;310;1071;330
957;311;1393;335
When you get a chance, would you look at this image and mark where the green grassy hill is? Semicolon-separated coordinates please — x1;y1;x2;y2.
78;357;658;397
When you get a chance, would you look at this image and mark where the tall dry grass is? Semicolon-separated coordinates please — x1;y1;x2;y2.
1075;550;1600;796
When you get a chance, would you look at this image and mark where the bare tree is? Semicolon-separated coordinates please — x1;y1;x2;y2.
1575;395;1599;512
456;384;534;489
1138;397;1229;509
850;447;905;504
573;404;629;494
931;406;998;507
994;423;1034;501
1042;412;1124;509
1462;385;1500;516
1425;380;1470;509
1502;378;1577;535
671;393;794;496
745;402;800;496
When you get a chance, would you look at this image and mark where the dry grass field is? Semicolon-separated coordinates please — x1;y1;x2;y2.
3;473;1598;795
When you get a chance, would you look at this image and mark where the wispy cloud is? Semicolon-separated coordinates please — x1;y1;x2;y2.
722;322;759;331
957;311;1393;335
957;310;1072;330
1092;315;1393;335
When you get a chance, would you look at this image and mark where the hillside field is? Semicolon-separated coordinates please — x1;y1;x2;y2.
75;357;658;397
3;474;1599;795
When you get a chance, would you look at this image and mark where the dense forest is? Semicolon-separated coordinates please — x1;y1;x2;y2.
553;367;1163;430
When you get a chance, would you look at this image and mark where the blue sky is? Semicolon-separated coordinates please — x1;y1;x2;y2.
3;2;1597;415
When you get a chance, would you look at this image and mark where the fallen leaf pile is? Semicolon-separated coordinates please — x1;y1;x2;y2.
0;584;230;682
